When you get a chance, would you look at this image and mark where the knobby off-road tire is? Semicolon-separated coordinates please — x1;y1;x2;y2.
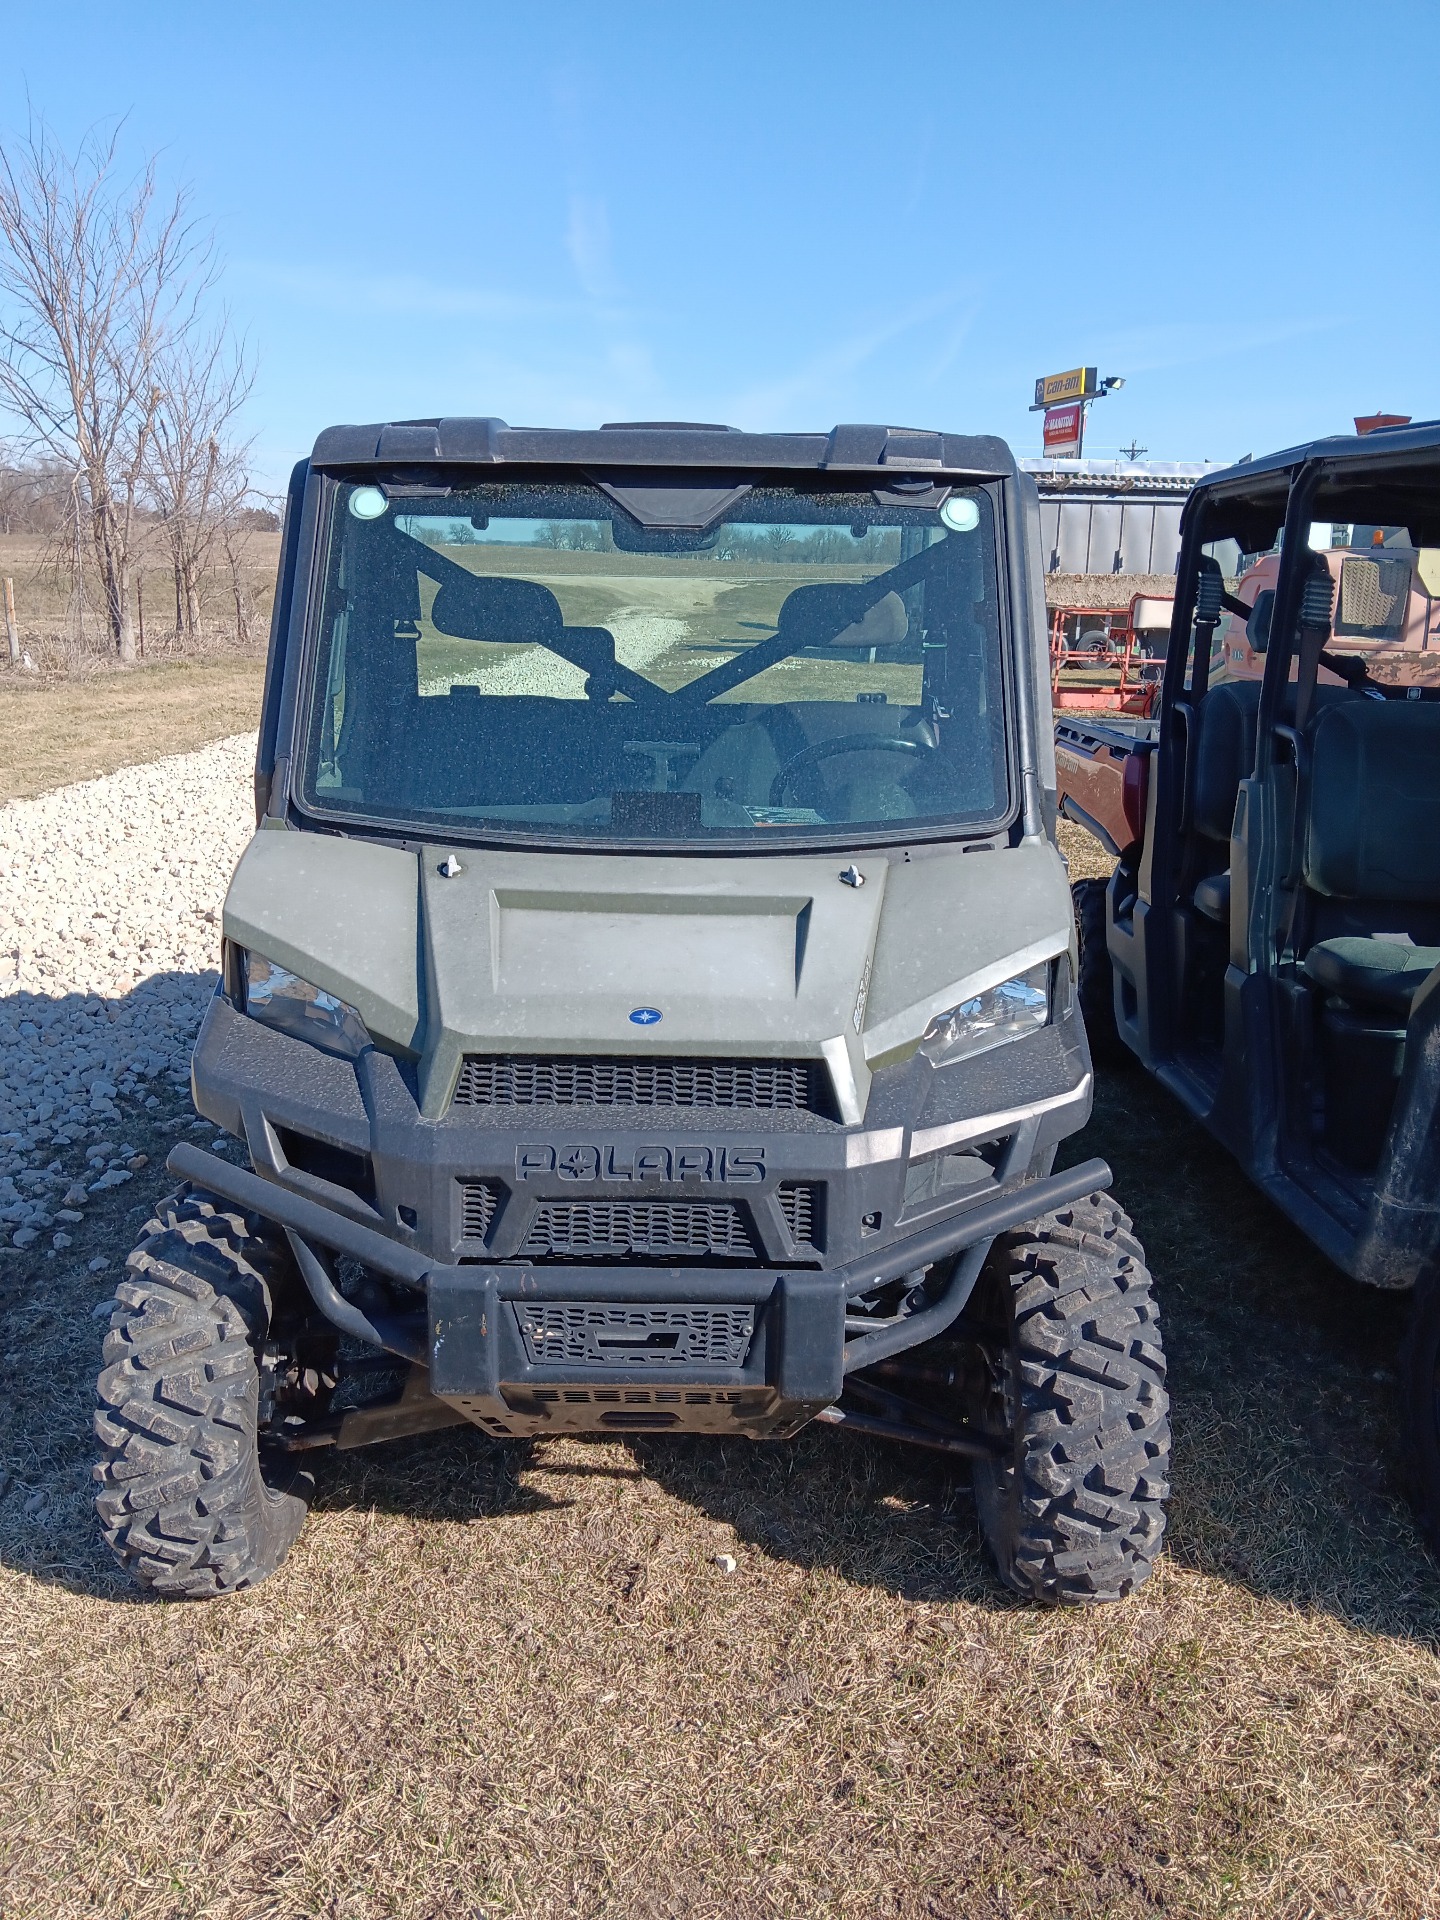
1071;876;1122;1063
1399;1267;1440;1554
971;1191;1170;1604
94;1185;313;1598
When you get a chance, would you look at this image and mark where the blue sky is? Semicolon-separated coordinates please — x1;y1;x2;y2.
1;2;1435;491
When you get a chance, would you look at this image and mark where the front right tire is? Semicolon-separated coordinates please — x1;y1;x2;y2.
969;1192;1170;1603
94;1187;313;1598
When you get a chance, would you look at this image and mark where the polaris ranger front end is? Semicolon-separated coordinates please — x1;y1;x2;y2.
94;419;1169;1603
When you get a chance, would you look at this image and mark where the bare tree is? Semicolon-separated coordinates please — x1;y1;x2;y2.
0;444;72;533
144;327;253;643
0;118;213;661
217;505;260;645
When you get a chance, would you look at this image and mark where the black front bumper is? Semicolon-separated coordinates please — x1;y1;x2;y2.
428;1261;844;1438
167;1140;1110;1441
182;989;1099;1438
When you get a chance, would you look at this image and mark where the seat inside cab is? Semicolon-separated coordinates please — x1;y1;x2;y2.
1186;681;1359;926
1298;699;1440;1166
1187;681;1262;923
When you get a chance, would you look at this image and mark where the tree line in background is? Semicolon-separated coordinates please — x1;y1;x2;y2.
0;118;274;664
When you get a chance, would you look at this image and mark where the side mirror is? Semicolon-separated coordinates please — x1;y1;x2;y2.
428;571;563;642
1246;588;1274;654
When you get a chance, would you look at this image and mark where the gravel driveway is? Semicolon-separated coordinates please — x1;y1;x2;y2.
0;734;256;1251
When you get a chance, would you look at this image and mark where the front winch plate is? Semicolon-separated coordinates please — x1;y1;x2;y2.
514;1301;755;1368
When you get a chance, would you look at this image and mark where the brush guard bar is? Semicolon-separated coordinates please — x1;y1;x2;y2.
166;1140;1111;1418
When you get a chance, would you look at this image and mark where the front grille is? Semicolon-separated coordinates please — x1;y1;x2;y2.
515;1303;755;1368
778;1181;823;1250
520;1199;754;1260
453;1053;830;1114
458;1179;499;1241
1338;554;1409;638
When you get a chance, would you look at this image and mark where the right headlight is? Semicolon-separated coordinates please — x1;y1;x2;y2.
241;951;371;1060
918;963;1050;1069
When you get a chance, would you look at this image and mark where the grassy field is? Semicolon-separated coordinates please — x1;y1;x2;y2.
0;653;266;803
2;767;1440;1912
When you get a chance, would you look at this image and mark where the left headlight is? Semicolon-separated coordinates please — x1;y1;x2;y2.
241;951;371;1060
918;963;1050;1069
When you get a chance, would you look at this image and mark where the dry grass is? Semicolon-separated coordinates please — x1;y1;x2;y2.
0;809;1438;1915
0;654;266;803
3;991;1439;1917
1059;816;1118;884
0;525;275;803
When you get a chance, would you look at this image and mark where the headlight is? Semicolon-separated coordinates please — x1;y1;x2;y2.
242;952;371;1060
918;964;1050;1068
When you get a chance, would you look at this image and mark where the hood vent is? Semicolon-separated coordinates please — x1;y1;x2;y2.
452;1054;832;1115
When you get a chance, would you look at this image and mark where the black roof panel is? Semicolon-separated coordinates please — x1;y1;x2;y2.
308;417;1016;478
1198;419;1440;495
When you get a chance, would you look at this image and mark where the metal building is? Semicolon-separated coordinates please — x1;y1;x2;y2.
1022;460;1227;576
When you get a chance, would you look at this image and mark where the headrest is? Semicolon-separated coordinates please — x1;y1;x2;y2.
777;584;909;649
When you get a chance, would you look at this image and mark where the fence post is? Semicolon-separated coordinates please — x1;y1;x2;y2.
3;578;17;664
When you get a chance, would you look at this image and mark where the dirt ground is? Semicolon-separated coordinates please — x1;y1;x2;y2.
2;761;1440;1916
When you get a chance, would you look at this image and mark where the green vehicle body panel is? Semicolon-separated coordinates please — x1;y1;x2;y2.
224;831;1075;1123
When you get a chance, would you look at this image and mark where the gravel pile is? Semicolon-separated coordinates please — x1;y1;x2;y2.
1045;571;1177;610
0;734;257;1250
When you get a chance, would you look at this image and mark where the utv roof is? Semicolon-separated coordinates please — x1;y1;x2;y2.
1183;419;1440;550
309;417;1016;478
1198;418;1440;494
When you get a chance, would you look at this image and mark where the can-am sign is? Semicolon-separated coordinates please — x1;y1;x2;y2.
1043;402;1084;455
1034;367;1099;409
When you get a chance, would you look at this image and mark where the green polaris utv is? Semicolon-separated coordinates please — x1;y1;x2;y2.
93;418;1169;1602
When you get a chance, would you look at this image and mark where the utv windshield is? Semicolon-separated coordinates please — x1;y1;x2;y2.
298;478;1010;846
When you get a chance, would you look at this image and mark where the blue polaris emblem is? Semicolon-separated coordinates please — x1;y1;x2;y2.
629;1007;663;1026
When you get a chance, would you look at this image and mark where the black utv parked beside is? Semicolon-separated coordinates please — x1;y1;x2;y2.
1068;421;1440;1543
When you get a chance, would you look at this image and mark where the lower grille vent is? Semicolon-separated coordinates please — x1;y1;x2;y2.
520;1199;754;1260
453;1053;830;1115
778;1181;823;1250
458;1179;500;1241
515;1303;755;1368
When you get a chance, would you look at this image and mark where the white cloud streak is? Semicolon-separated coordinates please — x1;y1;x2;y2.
231;259;576;322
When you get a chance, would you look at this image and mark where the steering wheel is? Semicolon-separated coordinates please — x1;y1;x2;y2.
769;733;926;807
